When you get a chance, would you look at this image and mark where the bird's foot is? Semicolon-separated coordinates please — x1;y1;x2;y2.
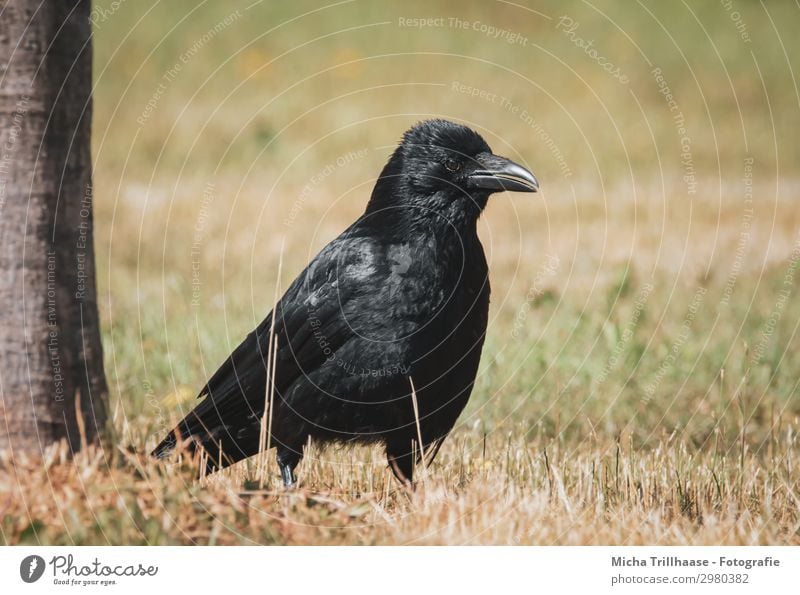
280;463;297;488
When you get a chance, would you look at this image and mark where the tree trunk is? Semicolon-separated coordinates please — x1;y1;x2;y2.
0;0;108;454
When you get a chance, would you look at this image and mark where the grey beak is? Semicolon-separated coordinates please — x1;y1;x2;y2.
468;153;539;193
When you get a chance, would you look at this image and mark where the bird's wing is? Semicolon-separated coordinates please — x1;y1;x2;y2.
153;232;397;458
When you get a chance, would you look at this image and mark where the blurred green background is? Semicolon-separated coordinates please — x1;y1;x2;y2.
90;1;800;454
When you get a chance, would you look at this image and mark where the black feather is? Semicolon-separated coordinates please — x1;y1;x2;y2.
153;119;537;485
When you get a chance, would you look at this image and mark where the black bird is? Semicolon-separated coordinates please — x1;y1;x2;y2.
153;119;538;486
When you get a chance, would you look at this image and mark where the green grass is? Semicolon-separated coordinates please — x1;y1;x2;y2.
6;0;800;545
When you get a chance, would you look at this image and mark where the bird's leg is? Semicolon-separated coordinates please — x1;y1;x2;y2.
386;444;414;488
279;463;296;488
276;446;302;488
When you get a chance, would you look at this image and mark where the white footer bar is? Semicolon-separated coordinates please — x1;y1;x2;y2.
1;546;796;594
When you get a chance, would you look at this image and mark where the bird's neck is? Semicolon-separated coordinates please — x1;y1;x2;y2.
365;153;487;236
365;181;486;239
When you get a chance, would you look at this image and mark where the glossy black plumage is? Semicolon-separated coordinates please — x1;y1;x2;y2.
153;119;538;485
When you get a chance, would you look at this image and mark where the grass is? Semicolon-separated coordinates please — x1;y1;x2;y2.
2;427;797;544
2;0;799;544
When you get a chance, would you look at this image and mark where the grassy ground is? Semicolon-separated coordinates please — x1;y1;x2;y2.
2;0;799;544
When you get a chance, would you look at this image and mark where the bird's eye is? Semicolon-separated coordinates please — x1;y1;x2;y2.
444;159;461;172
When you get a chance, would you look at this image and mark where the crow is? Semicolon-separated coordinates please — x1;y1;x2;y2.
153;119;538;486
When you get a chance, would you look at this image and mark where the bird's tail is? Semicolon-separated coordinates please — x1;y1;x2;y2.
151;432;179;460
151;394;264;472
150;405;228;472
152;313;281;471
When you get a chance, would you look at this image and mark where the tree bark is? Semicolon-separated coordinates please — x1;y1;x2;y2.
0;0;108;454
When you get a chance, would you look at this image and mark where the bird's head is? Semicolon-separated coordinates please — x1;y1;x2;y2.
366;119;538;225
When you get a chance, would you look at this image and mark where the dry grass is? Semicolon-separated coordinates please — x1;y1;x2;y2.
3;0;800;545
1;427;797;545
